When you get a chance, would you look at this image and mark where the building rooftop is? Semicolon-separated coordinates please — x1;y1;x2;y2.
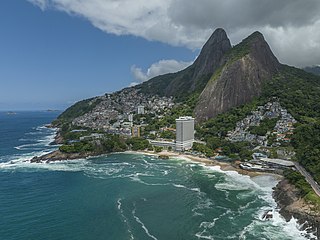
176;116;194;121
260;157;294;167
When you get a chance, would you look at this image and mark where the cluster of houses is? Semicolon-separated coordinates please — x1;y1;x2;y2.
71;88;174;136
226;101;297;146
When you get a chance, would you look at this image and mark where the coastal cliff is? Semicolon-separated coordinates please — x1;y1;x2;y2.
31;149;98;163
273;179;320;239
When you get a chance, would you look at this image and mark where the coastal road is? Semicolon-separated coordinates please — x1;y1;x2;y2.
294;162;320;197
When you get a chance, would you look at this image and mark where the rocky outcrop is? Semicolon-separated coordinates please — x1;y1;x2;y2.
52;131;64;145
195;32;281;122
166;28;232;95
273;179;320;239
136;28;231;98
30;150;99;163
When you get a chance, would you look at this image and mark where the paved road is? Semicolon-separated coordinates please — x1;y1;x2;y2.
294;162;320;197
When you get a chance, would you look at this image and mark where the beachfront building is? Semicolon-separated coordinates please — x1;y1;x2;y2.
149;140;175;149
175;116;194;151
137;105;145;114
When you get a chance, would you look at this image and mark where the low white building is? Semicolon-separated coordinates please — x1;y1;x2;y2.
149;140;175;149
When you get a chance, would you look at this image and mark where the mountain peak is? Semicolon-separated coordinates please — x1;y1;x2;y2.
200;28;230;53
248;31;264;39
205;28;228;44
195;30;281;122
189;28;231;89
137;28;232;98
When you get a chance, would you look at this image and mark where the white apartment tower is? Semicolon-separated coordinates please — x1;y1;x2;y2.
175;116;194;151
137;105;145;115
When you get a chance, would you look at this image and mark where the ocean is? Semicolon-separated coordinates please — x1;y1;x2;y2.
0;111;315;240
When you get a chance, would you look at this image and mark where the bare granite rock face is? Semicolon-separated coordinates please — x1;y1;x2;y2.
137;28;231;98
166;28;232;95
195;32;281;122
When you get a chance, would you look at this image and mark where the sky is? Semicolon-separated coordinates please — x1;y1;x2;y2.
1;0;320;110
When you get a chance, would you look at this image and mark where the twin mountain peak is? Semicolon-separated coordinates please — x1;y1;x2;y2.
135;28;281;122
62;28;284;122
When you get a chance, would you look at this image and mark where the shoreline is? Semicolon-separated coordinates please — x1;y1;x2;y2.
120;150;320;237
126;150;283;179
31;145;319;237
47;126;280;179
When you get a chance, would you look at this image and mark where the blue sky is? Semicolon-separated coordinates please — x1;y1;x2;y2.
0;1;196;110
1;0;320;110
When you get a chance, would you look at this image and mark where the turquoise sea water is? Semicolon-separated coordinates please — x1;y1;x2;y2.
0;112;315;239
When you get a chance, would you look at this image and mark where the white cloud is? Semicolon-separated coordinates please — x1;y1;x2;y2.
28;0;48;10
28;0;320;66
131;59;192;83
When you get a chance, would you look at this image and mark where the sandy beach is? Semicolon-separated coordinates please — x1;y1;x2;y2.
129;150;283;179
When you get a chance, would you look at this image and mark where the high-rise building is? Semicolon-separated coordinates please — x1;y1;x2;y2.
128;114;133;122
175;116;194;151
137;105;145;114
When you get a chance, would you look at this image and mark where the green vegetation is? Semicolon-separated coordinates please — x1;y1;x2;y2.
193;99;260;160
154;146;163;153
224;32;258;63
136;66;209;101
59;134;127;154
56;123;99;143
160;131;175;139
143;93;199;136
292;121;320;183
196;99;261;139
192;143;214;157
284;169;320;209
263;66;320;121
125;137;151;151
59;141;94;153
56;97;102;123
207;32;261;85
263;66;320;185
102;135;128;152
249;117;279;136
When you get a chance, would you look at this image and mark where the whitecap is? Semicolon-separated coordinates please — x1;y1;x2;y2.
116;198;134;240
132;205;158;240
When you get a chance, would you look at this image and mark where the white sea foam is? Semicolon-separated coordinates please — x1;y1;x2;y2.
172;184;187;188
1;141;316;240
199;208;232;230
195;230;215;240
192;198;214;215
132;205;158;240
15;142;46;150
130;173;168;186
197;165;313;239
172;184;201;193
239;212;315;240
117;198;134;240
